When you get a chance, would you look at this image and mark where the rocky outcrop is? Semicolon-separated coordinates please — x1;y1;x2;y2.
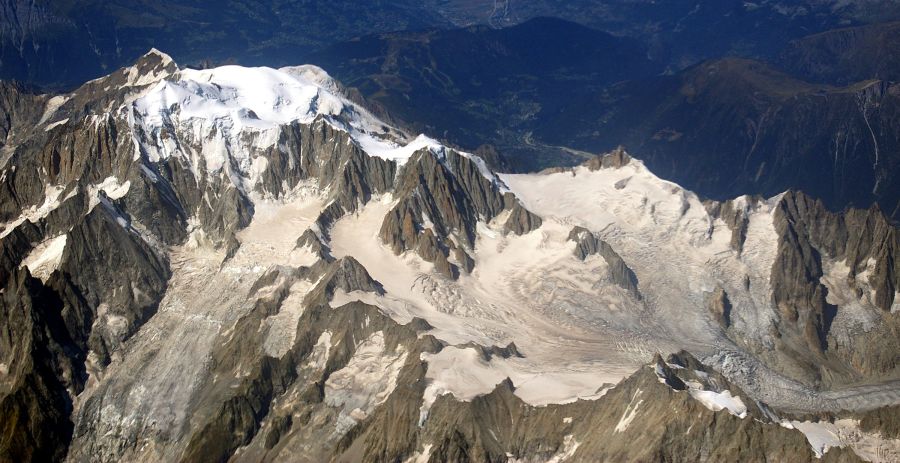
502;197;542;235
379;148;539;278
0;268;80;462
704;196;765;254
295;229;333;262
568;226;641;299
316;256;384;298
856;403;900;439
0;82;46;150
456;341;523;361
583;146;632;170
707;286;733;328
761;190;900;386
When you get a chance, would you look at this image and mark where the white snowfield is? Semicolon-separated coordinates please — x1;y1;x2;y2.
62;53;900;461
128;59;502;194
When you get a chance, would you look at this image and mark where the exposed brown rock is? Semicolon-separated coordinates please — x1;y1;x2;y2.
856;403;900;439
582;146;632;170
707;286;733;328
502;197;542;235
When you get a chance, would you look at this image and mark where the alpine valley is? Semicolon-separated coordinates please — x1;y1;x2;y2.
1;50;900;463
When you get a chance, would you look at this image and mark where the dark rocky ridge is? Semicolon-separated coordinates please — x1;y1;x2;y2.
778;21;900;85
0;82;46;152
0;267;79;462
379;148;540;278
707;286;733;329
568;226;641;300
0;193;172;460
695;188;900;390
761;191;900;387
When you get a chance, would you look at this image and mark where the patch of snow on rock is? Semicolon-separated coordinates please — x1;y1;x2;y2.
262;279;315;357
688;388;747;418
21;234;67;282
0;184;73;238
304;331;332;370
89;176;132;210
546;434;580;463
614;389;644;433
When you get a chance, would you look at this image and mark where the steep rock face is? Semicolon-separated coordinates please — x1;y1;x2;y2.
0;268;80;463
51;201;170;368
379;148;540;278
0;82;46;151
765;190;900;385
254;119;396;209
771;194;834;356
0;199;170;460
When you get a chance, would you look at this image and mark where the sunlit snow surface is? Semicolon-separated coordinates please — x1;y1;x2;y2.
129;62;505;194
21;234;67;282
330;160;777;408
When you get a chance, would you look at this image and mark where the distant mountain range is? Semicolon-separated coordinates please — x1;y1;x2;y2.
308;17;660;170
0;0;449;90
4;0;900;90
541;58;900;219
